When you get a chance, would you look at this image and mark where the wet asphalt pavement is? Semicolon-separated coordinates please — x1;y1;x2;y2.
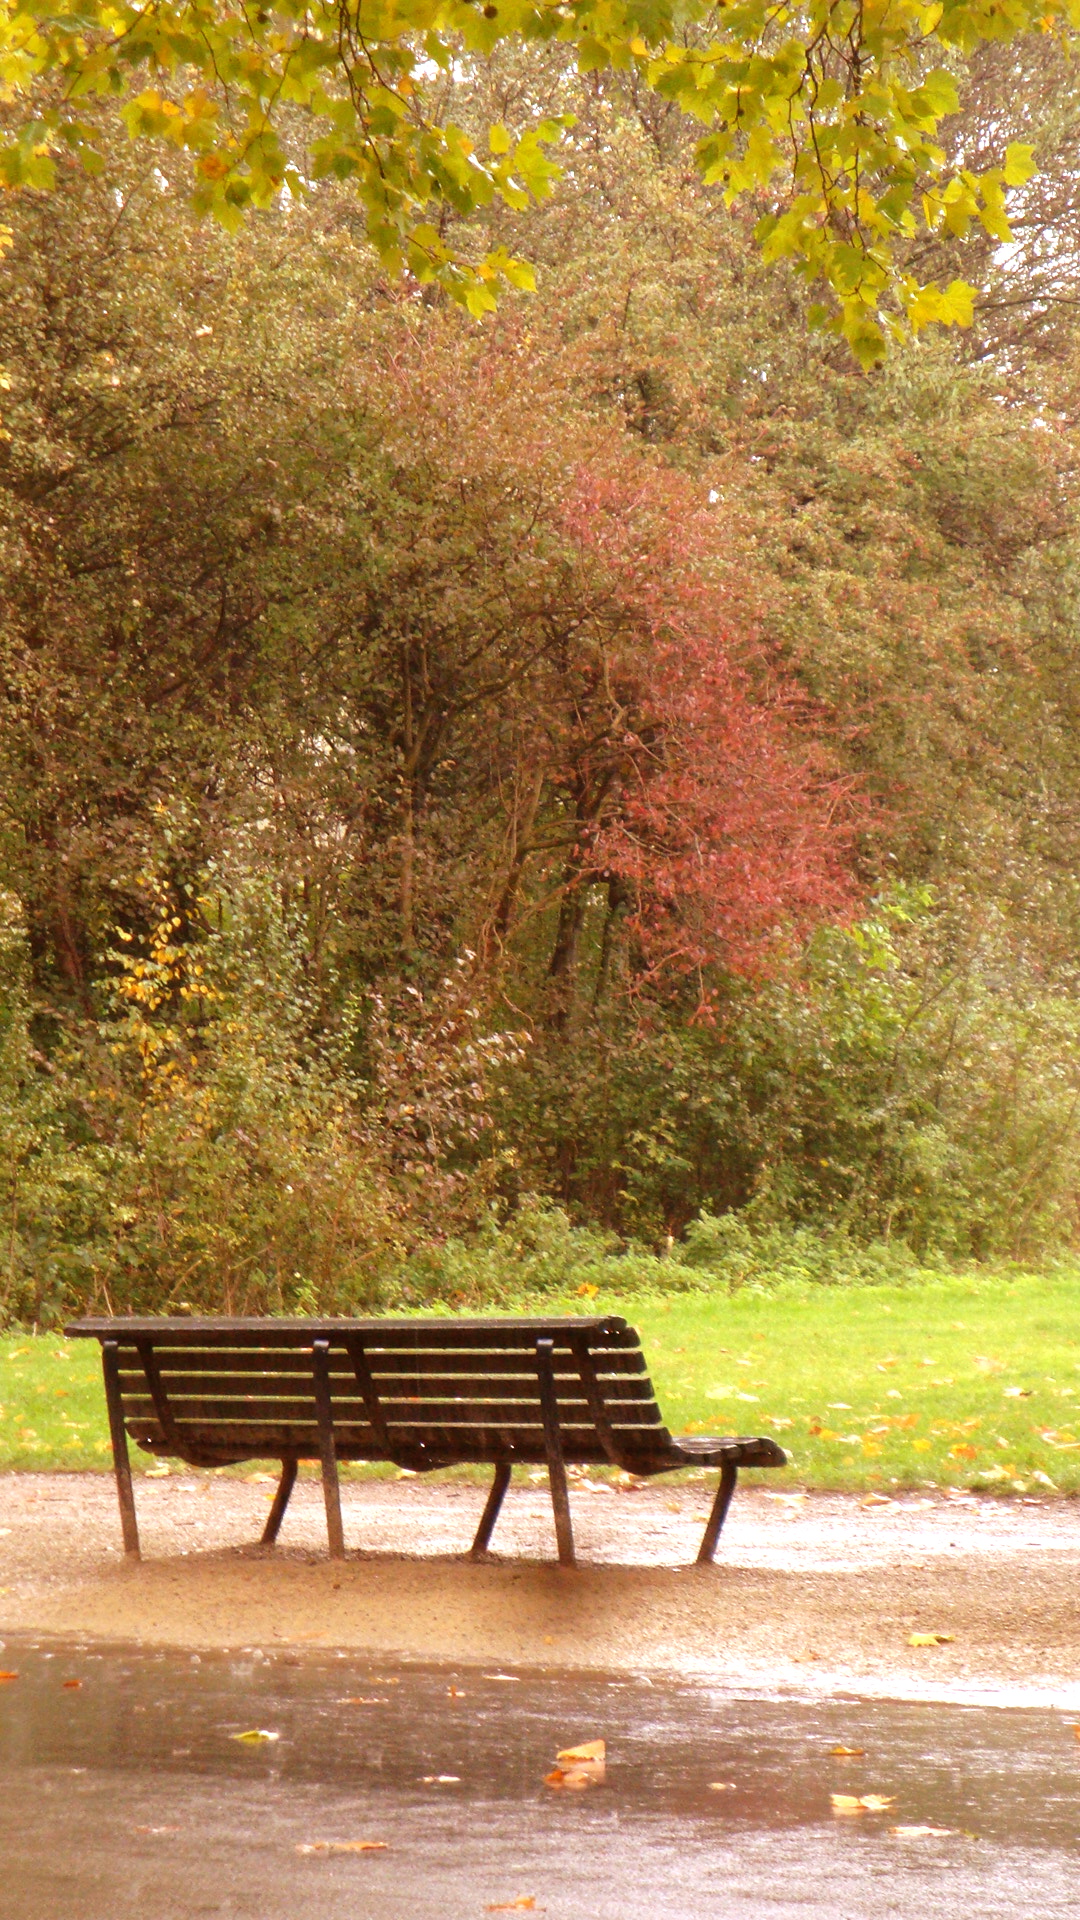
1;1637;1078;1918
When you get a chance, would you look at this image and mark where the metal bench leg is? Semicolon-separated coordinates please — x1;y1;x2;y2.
471;1461;511;1559
102;1339;140;1559
537;1337;575;1568
696;1459;738;1565
313;1339;345;1559
261;1457;298;1546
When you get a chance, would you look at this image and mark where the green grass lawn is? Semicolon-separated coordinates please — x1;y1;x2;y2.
2;1267;1079;1493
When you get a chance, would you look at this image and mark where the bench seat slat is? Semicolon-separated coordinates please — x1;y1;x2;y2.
75;1316;640;1349
121;1400;665;1432
117;1380;659;1413
114;1347;647;1378
113;1397;661;1428
126;1419;657;1456
116;1367;656;1400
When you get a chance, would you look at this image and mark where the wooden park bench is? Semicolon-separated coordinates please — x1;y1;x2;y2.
66;1314;787;1568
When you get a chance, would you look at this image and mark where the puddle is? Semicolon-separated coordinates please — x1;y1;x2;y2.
0;1637;1078;1917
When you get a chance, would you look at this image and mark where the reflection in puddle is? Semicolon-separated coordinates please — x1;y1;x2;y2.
0;1637;1077;1917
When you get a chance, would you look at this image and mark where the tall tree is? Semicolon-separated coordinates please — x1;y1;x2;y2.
0;0;1056;359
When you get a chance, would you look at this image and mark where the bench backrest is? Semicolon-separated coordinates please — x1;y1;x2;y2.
66;1316;671;1471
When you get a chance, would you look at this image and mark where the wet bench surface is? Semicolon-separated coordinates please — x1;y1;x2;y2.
65;1315;786;1565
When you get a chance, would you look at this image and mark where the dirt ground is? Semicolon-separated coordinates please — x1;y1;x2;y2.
2;1470;1079;1706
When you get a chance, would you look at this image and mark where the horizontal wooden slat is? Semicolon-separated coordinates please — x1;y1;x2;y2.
360;1373;656;1401
363;1350;648;1377
117;1382;657;1413
115;1349;648;1381
375;1398;662;1426
69;1314;637;1346
126;1419;626;1453
122;1394;663;1429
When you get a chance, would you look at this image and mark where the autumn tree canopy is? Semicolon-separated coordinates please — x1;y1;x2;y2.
0;0;1059;359
3;45;1080;1317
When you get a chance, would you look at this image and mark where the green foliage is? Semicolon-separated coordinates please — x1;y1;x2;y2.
400;1197;667;1306
0;865;411;1324
0;0;1067;354
4;73;1080;1299
495;888;1080;1259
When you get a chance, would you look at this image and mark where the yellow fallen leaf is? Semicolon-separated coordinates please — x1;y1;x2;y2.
296;1840;387;1856
485;1900;541;1913
0;1671;18;1683
829;1745;866;1757
831;1793;895;1814
421;1775;461;1784
230;1728;279;1744
337;1697;389;1706
545;1761;606;1791
556;1740;605;1763
890;1825;958;1838
908;1632;954;1647
708;1781;736;1791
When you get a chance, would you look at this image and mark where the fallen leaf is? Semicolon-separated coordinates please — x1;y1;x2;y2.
831;1793;896;1814
296;1840;387;1856
545;1744;606;1792
0;1671;18;1683
1072;1724;1080;1742
134;1825;180;1835
860;1494;894;1509
485;1900;541;1913
708;1781;736;1791
62;1679;83;1690
889;1825;958;1838
483;1674;522;1683
421;1775;461;1785
230;1728;280;1744
337;1696;389;1706
908;1632;954;1647
829;1745;866;1758
447;1685;466;1698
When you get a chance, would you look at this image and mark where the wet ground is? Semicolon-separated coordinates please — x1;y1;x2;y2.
6;1474;1080;1704
1;1637;1078;1918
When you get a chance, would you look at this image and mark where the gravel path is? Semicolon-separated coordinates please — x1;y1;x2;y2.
2;1471;1079;1706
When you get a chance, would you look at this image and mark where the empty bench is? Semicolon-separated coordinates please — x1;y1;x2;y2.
65;1315;787;1566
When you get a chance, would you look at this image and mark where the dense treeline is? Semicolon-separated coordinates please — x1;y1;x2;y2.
4;50;1080;1321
